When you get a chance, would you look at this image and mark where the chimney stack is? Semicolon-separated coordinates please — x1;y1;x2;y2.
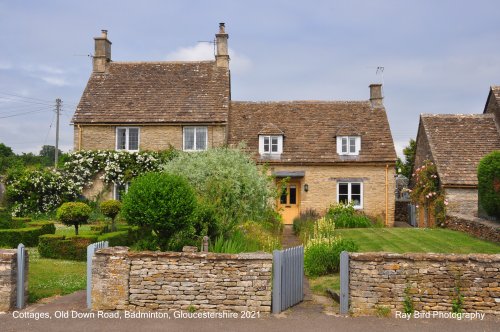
369;84;383;108
215;23;229;68
93;29;112;73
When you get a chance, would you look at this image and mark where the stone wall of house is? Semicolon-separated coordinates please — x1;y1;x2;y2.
444;213;500;243
395;200;409;223
413;122;433;176
349;252;500;316
74;125;227;151
0;249;28;312
92;247;273;312
269;164;396;226
445;188;478;216
484;92;500;129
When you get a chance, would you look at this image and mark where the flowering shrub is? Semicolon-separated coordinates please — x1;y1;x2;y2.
410;160;447;225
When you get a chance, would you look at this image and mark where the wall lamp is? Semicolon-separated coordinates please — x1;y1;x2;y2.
304;184;309;192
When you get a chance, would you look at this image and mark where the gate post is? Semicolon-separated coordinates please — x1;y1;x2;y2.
272;249;282;314
340;251;349;315
16;243;26;309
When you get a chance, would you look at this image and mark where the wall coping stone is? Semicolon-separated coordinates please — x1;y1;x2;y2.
350;252;500;263
448;212;500;229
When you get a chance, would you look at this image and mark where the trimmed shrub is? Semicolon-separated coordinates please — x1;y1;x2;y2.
122;172;197;251
90;224;109;234
97;230;135;246
56;202;92;235
478;151;500;219
304;238;358;277
0;207;12;229
100;200;122;231
38;234;98;261
0;221;55;248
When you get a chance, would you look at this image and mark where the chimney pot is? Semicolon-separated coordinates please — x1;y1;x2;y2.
369;83;383;108
219;23;225;33
101;30;108;38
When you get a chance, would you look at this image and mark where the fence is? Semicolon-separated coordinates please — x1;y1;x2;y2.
272;246;304;313
86;241;108;309
16;243;27;309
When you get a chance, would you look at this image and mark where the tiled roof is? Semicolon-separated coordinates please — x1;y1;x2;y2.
228;101;396;164
258;123;285;135
72;61;230;124
420;114;500;186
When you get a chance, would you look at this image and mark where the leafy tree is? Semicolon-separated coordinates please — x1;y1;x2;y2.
100;200;122;231
121;172;197;251
478;151;500;218
396;139;416;179
56;202;92;235
39;145;62;166
0;143;14;158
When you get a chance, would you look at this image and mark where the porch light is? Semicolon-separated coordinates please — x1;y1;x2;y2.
304;184;309;192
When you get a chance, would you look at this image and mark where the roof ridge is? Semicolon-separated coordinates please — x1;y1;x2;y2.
421;113;492;118
232;100;370;104
111;60;215;65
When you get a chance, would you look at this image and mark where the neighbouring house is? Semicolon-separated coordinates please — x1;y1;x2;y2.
72;24;397;225
413;86;500;222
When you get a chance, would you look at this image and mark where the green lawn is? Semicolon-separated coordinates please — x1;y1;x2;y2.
335;228;500;254
28;248;86;303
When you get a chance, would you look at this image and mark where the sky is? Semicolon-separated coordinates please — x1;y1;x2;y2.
0;0;499;158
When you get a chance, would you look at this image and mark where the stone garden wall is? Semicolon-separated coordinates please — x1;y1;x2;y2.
349;252;500;316
0;249;28;312
444;213;500;243
92;247;273;312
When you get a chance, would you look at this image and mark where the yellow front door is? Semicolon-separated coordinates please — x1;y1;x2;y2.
278;181;300;225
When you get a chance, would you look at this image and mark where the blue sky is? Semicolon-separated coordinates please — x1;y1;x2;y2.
0;0;499;157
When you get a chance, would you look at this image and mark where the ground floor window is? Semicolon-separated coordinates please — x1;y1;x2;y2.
114;183;130;201
337;182;363;209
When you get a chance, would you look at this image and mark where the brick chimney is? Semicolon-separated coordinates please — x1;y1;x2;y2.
215;23;229;68
369;84;383;108
93;30;112;73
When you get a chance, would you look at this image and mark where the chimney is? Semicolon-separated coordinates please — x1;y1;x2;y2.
215;23;229;68
93;30;112;72
369;83;383;108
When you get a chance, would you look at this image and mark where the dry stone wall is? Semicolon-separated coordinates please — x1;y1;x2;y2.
444;213;500;243
0;249;28;312
92;247;273;312
349;252;500;316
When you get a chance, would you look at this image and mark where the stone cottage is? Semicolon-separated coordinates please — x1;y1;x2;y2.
72;24;397;225
414;86;500;219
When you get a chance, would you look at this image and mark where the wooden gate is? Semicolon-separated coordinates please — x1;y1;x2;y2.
272;246;304;313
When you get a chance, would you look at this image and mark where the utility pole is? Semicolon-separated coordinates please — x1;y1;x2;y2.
55;98;61;169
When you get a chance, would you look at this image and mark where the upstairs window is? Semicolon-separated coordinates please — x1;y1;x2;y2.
116;127;139;151
259;135;283;155
337;182;363;209
183;127;207;151
337;136;361;155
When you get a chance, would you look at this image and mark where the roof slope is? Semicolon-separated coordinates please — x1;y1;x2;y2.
228;101;396;164
72;61;230;124
420;114;500;186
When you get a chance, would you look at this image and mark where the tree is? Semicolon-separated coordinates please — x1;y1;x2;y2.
56;202;92;235
396;139;416;179
478;151;500;218
100;200;122;231
0;143;14;158
39;145;62;166
121;172;197;251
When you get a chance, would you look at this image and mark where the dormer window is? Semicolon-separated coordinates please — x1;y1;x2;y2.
337;136;361;155
259;135;283;155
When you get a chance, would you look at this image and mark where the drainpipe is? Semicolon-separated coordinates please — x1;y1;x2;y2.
385;164;389;226
78;125;82;151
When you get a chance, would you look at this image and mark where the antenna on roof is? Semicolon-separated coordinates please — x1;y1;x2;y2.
376;66;385;84
197;39;216;56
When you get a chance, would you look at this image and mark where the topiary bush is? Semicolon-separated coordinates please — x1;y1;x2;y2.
56;202;92;236
478;151;500;219
100;200;122;232
121;172;197;251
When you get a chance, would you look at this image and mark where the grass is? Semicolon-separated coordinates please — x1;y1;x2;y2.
28;248;86;303
309;274;340;295
335;228;500;254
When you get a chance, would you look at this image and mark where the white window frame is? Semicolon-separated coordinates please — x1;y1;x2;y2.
336;136;361;155
337;182;363;209
183;126;208;152
113;182;130;201
115;127;140;152
258;135;283;155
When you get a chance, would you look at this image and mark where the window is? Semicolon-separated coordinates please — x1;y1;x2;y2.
259;135;283;155
337;136;361;155
183;127;207;151
337;182;363;208
114;183;130;201
116;127;139;151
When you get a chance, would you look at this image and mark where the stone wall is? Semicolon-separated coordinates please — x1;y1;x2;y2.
445;188;478;216
92;247;273;312
0;249;28;312
349;252;500;316
395;200;409;223
444;213;500;243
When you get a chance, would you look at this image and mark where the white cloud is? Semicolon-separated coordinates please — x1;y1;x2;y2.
0;61;12;70
165;43;252;73
41;76;69;86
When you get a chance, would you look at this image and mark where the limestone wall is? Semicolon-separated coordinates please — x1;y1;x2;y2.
0;249;28;312
92;247;273;312
444;213;500;243
349;252;500;316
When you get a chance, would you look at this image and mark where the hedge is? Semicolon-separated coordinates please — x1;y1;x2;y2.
478;151;500;219
38;234;98;261
0;221;55;248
